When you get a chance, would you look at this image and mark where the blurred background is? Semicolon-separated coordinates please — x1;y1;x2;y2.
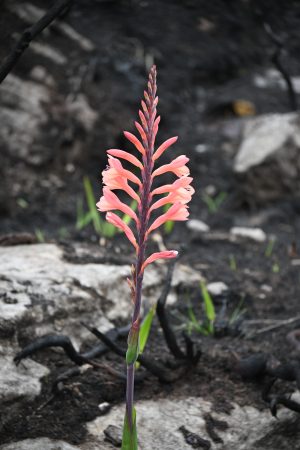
1;0;300;243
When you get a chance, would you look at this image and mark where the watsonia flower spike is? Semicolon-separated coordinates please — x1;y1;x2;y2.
97;66;194;449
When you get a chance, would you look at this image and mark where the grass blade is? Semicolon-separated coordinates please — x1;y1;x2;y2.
200;281;215;334
83;176;103;234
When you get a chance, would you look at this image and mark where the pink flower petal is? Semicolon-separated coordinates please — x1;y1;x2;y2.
97;187;139;224
141;100;148;115
153;137;178;161
152;155;190;178
106;212;138;249
151;116;161;146
151;176;193;196
108;156;142;186
135;121;147;143
139;110;148;130
124;131;145;155
102;169;140;202
144;90;150;105
147;203;189;234
107;149;143;169
149;185;194;211
141;250;178;271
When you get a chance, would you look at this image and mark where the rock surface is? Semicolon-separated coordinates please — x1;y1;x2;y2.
230;227;267;243
234;112;300;203
87;395;300;450
0;243;201;410
0;438;80;450
0;244;200;342
0;71;97;167
0;354;48;404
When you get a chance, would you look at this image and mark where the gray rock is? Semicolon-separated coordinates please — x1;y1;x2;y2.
206;281;228;296
0;438;79;450
0;244;201;344
87;395;300;450
230;227;267;243
0;243;201;406
234;112;300;202
0;355;49;404
10;2;95;51
0;74;50;165
187;219;210;233
0;73;97;166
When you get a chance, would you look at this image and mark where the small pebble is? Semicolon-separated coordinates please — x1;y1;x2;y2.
187;219;210;233
261;284;272;293
207;282;228;296
195;144;208;154
230;227;267;243
104;424;122;446
98;402;111;414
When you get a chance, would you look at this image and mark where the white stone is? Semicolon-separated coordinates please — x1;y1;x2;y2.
0;244;203;440
195;143;208;153
207;281;228;296
261;284;272;293
230;227;267;242
187;219;210;233
0;74;49;161
65;94;98;132
87;395;300;449
30;42;67;65
234;113;300;173
253;69;300;94
0;438;79;450
0;356;49;403
0;244;201;345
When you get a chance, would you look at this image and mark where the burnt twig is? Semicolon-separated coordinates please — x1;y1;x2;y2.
286;329;300;353
156;259;200;364
14;325;130;366
264;22;297;111
0;0;74;84
82;322;176;383
237;353;300;415
156;260;186;359
14;335;88;366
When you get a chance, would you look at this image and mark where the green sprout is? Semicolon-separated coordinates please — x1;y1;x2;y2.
229;254;237;271
58;227;70;240
135;304;156;369
76;176;137;238
229;296;246;326
17;198;29;209
272;262;280;273
35;228;45;243
163;203;175;234
202;191;227;214
265;237;276;258
187;281;216;336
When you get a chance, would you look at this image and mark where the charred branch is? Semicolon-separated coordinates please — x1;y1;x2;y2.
0;0;74;84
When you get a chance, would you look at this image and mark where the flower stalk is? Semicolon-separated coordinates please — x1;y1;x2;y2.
97;66;194;449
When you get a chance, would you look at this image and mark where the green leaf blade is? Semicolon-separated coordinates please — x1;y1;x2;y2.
122;408;138;450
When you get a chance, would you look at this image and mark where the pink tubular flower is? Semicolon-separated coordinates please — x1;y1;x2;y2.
147;203;190;234
106;212;138;249
141;250;178;272
97;187;139;224
97;65;194;268
97;66;194;445
152;155;190;178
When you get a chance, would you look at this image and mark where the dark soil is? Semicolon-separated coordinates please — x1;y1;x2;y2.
1;0;300;448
